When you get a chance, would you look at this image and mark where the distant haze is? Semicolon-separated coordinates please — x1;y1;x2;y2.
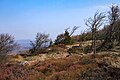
16;40;31;50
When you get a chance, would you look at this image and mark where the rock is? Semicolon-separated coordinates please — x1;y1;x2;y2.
18;61;29;66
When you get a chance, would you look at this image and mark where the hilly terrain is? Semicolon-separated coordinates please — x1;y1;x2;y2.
16;40;31;50
0;4;120;80
0;42;120;80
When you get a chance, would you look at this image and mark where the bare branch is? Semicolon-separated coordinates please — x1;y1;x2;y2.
70;26;79;36
29;33;51;53
85;11;106;58
0;33;18;54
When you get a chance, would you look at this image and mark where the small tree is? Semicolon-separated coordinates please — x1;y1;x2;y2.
49;40;53;46
108;4;120;45
108;4;119;25
0;33;17;55
98;5;120;50
63;30;72;44
85;11;105;58
54;33;64;44
55;26;79;45
29;33;51;54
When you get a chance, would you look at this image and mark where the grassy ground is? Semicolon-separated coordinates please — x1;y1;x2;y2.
0;51;120;80
0;43;120;80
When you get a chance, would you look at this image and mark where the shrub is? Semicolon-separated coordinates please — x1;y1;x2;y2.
55;26;79;45
29;33;51;54
83;45;92;54
0;33;18;55
0;63;40;80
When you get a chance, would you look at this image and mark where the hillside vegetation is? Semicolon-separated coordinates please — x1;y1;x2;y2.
0;4;120;80
0;42;120;80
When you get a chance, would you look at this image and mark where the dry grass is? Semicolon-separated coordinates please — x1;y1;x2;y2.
33;54;99;80
0;50;120;80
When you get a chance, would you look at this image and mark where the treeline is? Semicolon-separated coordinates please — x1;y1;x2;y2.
73;5;120;54
0;4;120;56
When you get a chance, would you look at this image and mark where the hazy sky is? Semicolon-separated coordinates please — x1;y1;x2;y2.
0;0;120;40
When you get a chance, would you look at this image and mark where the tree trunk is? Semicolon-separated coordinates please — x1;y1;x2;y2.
93;29;96;58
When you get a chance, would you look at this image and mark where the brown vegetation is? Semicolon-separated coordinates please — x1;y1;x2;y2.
0;4;120;80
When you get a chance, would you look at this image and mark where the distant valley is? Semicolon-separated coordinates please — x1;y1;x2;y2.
16;39;32;50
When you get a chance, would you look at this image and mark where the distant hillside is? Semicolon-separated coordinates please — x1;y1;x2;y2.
16;40;32;50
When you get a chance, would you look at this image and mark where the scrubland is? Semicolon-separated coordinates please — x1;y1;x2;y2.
0;42;120;80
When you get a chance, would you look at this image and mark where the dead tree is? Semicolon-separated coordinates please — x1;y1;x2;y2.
85;12;105;58
98;5;120;50
0;33;17;55
108;4;119;25
29;33;51;54
69;26;79;36
108;4;120;44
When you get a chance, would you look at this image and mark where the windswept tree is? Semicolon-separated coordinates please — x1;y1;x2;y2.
69;26;80;36
85;11;105;58
106;5;120;43
108;4;120;24
108;4;120;45
55;26;79;45
98;5;120;50
29;33;51;54
54;34;64;44
0;33;18;55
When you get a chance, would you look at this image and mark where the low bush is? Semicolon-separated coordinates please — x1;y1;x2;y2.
83;45;92;54
0;63;40;80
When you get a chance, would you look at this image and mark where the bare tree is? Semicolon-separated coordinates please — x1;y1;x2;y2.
98;5;120;50
70;26;79;36
54;33;64;44
108;4;120;24
108;4;120;44
55;26;79;45
29;33;51;53
0;33;17;55
85;11;105;58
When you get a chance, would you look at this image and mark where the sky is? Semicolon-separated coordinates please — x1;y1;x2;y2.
0;0;120;40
